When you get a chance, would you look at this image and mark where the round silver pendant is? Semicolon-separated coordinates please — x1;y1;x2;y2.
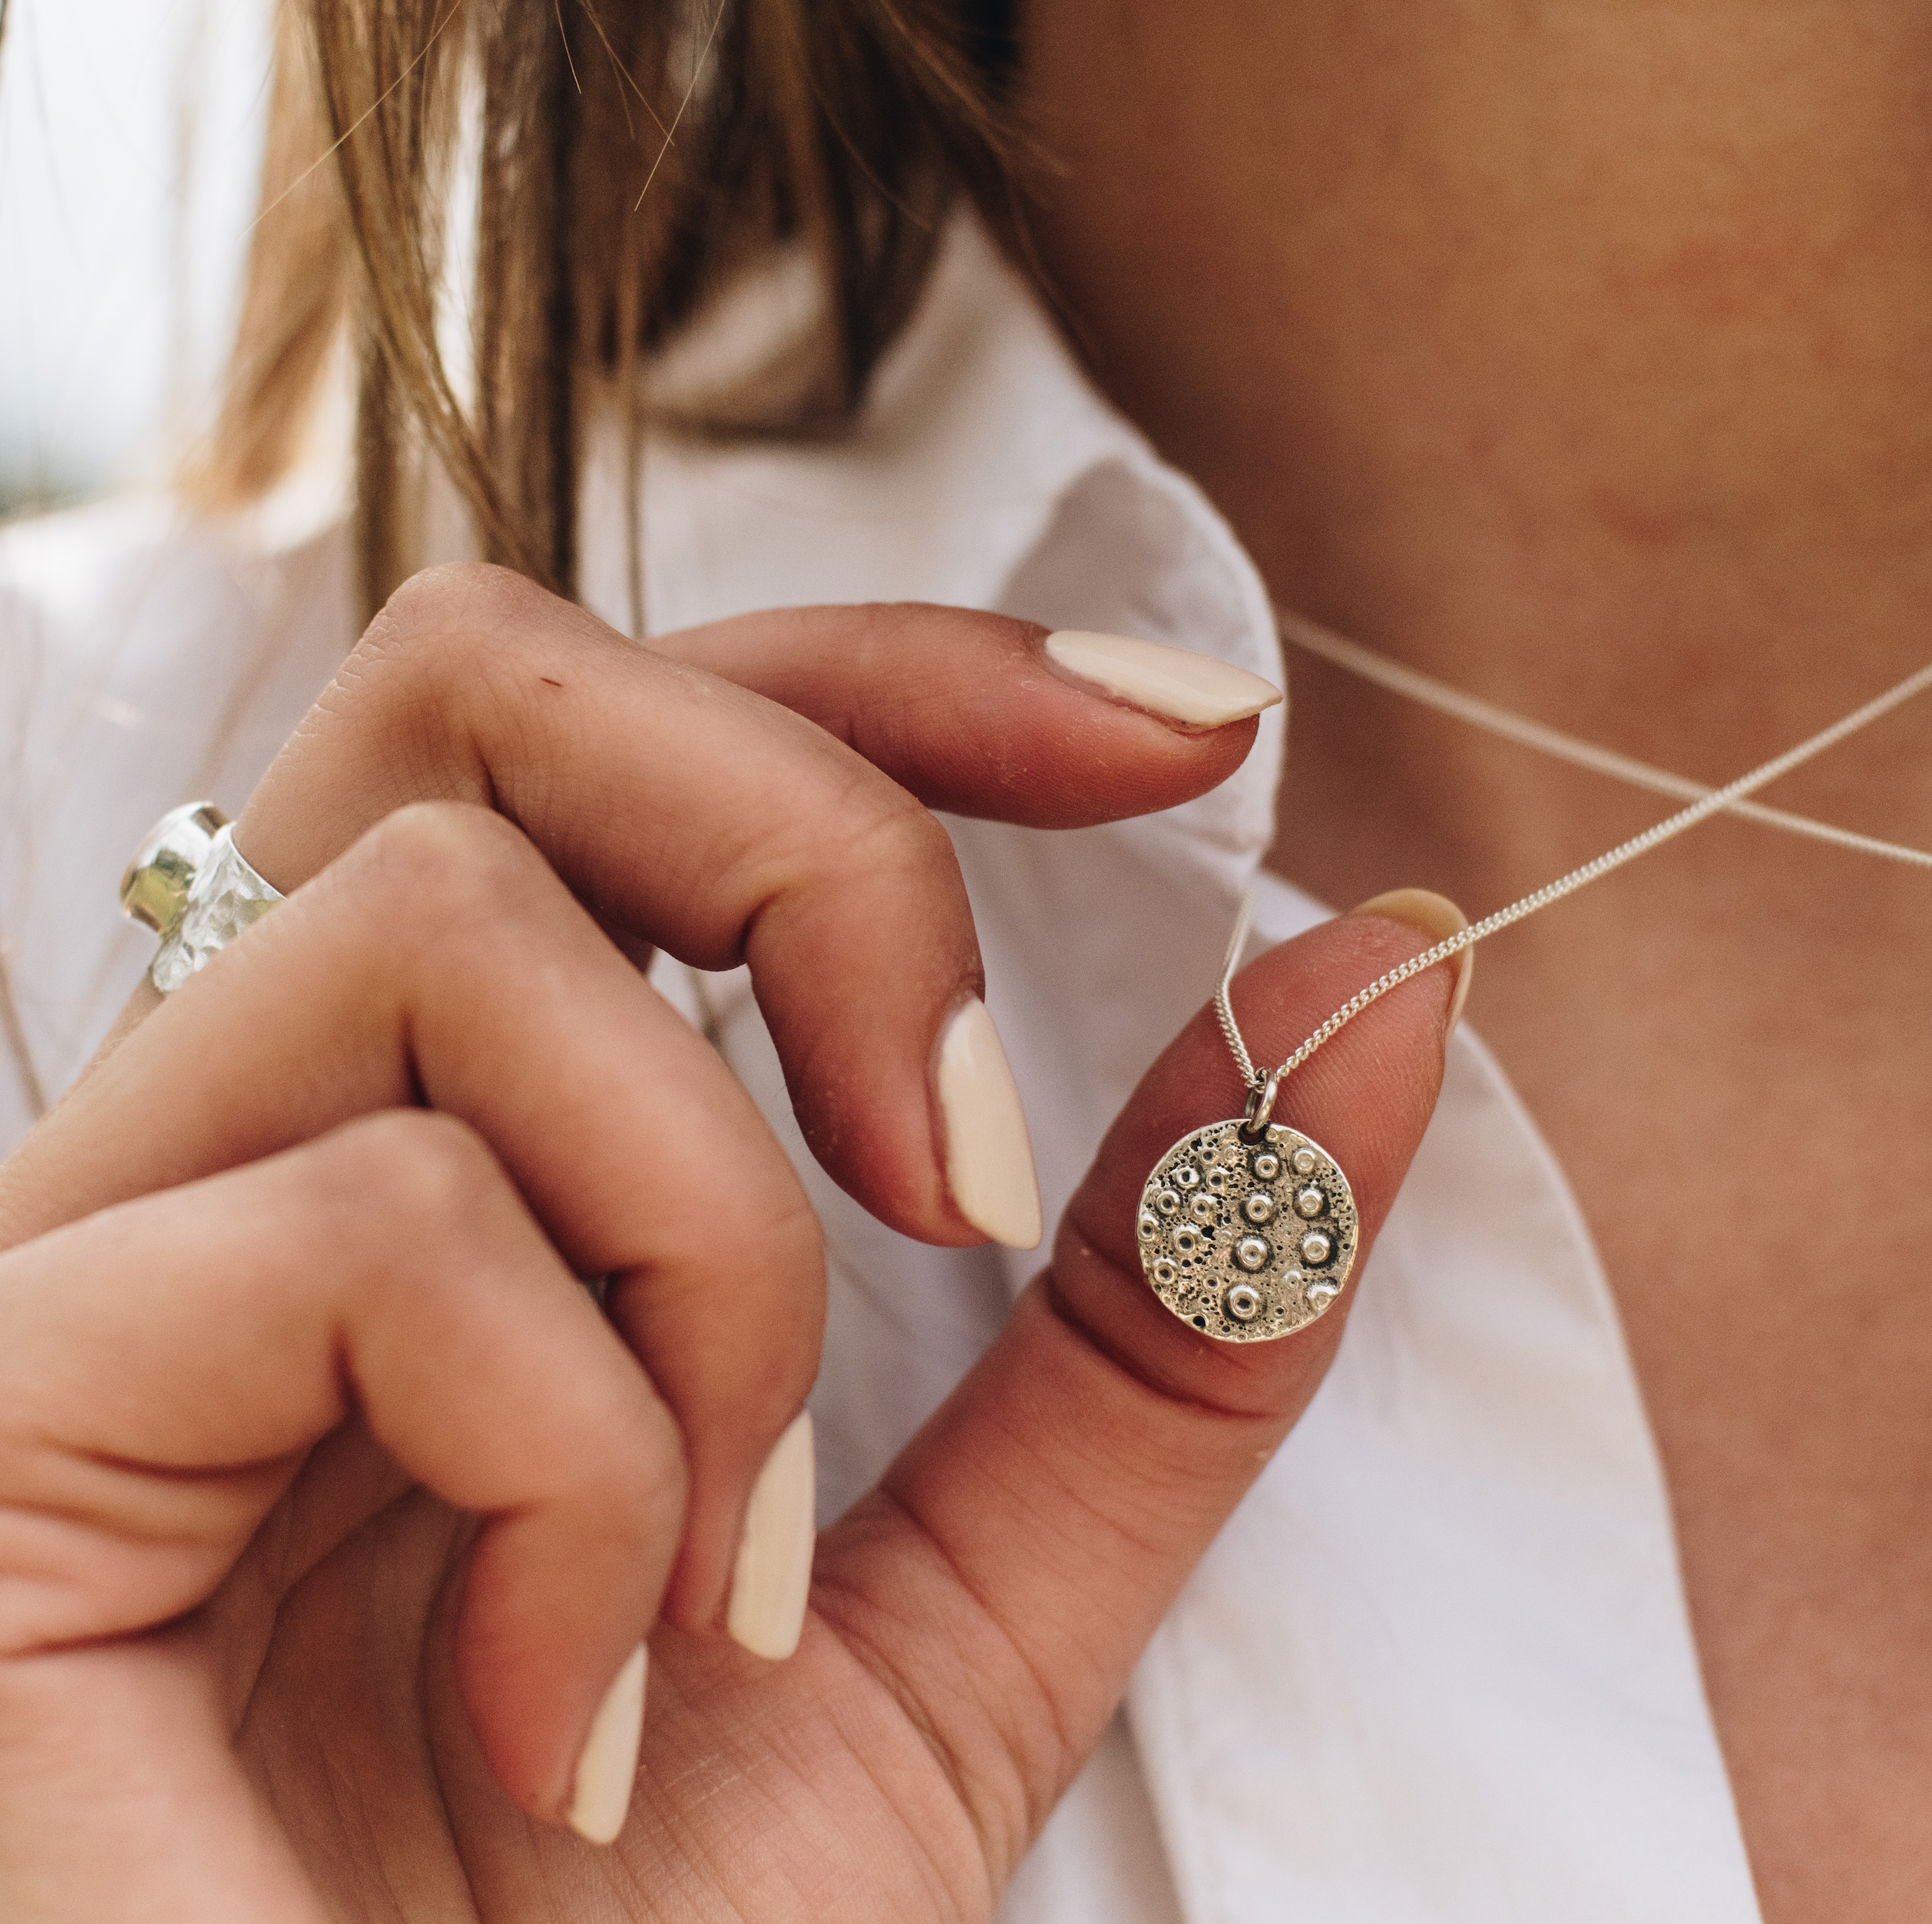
1137;1119;1359;1341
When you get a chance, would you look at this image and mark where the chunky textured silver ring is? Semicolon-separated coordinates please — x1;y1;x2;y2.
121;801;284;993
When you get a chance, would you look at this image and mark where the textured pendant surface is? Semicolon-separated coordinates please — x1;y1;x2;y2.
1137;1119;1358;1341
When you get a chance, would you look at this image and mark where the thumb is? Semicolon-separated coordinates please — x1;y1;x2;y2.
811;907;1454;1880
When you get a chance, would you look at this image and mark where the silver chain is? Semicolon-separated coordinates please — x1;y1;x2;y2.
1217;655;1932;1094
1275;604;1932;871
1213;888;1263;1085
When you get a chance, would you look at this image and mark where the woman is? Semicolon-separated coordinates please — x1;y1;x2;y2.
2;1;1927;1918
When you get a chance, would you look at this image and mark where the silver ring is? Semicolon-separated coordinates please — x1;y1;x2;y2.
121;801;284;993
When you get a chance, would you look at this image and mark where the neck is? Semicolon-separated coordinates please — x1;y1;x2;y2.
1024;30;1932;1912
1020;0;1932;777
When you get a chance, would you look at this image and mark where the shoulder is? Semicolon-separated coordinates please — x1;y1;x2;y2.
0;492;350;710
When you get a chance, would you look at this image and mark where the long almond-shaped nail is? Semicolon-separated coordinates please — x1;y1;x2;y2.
727;1410;816;1660
935;997;1043;1248
1349;888;1474;1033
1044;630;1283;729
567;1642;647;1846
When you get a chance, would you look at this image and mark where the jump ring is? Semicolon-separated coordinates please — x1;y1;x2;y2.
1240;1068;1285;1139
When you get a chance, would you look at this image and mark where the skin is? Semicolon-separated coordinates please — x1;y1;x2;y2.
0;575;1455;1916
1020;1;1932;1916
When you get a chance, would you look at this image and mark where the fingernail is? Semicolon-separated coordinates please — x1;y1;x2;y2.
935;997;1044;1248
1044;630;1283;729
726;1410;816;1660
566;1642;647;1846
1348;888;1474;1033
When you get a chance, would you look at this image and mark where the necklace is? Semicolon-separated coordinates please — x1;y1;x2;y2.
1137;651;1932;1343
1274;603;1932;871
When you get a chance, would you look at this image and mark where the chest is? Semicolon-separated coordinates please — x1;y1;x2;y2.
1476;889;1932;1924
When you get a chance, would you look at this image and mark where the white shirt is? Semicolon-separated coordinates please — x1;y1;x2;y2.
0;217;1762;1922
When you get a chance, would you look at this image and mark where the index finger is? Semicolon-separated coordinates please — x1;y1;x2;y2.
231;567;1279;1247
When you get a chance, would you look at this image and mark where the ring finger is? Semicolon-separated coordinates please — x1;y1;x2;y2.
3;802;820;1639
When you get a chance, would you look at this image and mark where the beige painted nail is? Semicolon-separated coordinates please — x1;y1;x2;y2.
1349;888;1474;1033
566;1642;647;1846
726;1410;816;1661
1044;630;1283;729
935;997;1044;1248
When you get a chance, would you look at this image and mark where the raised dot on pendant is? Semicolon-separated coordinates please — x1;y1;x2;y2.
1175;1165;1201;1190
1206;1166;1229;1194
1153;1258;1179;1287
1157;1188;1180;1216
1292;1147;1318;1177
1139;1212;1159;1240
1295;1185;1325;1219
1267;1126;1287;1144
1173;1228;1200;1255
1235;1235;1271;1272
1305;1278;1341;1308
1299;1229;1333;1266
1189;1192;1217;1225
1242;1191;1276;1225
1252;1152;1280;1181
1226;1282;1263;1323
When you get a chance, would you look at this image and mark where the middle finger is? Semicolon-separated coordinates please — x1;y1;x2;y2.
2;803;821;1636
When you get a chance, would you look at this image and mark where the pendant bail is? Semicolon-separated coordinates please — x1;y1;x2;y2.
1240;1068;1285;1139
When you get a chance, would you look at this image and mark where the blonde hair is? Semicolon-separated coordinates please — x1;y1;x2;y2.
195;0;1024;622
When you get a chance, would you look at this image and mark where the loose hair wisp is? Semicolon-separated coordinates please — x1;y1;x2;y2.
200;0;1023;623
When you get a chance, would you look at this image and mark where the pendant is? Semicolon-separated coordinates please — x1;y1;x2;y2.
1137;1119;1358;1342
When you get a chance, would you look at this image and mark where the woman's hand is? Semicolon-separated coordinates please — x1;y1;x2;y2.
0;901;1454;1920
0;562;1295;1906
5;565;1274;1654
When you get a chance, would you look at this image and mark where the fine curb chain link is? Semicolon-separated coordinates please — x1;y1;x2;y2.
1275;604;1932;872
1214;890;1262;1085
1219;656;1932;1092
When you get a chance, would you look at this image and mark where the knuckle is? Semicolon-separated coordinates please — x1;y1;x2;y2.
658;1164;823;1293
352;563;548;696
604;1393;688;1505
799;761;950;877
827;783;956;884
318;1109;505;1235
349;799;541;923
372;561;538;650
